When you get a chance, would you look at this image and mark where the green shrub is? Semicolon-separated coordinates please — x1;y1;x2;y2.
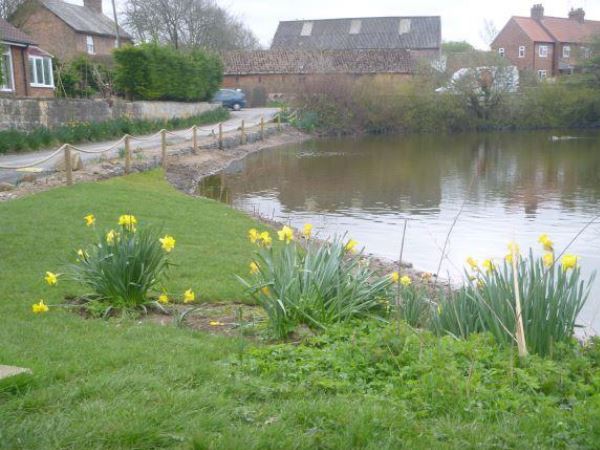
431;239;595;357
395;281;433;328
238;226;394;338
113;44;223;101
66;214;175;314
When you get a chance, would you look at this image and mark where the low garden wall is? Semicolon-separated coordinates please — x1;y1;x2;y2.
0;98;219;131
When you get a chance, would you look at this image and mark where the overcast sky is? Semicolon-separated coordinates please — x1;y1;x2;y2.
92;0;600;49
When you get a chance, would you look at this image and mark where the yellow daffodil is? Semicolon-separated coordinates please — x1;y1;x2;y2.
261;286;271;296
538;233;554;252
561;254;578;271
345;239;358;253
400;275;412;287
84;214;95;227
32;300;49;314
543;252;554;268
209;321;225;327
44;271;58;286
250;261;260;275
248;228;260;244
506;241;520;264
158;294;169;305
183;289;196;304
77;249;88;260
259;231;272;247
159;235;176;253
466;257;478;271
302;223;313;239
482;259;494;273
118;214;137;232
390;272;400;283
278;226;295;244
106;229;119;245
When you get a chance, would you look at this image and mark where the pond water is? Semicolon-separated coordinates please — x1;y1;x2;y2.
198;131;600;332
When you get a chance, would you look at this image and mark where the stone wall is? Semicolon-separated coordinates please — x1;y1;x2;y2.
0;98;219;131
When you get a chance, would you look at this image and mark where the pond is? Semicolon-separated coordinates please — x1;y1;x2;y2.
198;131;600;332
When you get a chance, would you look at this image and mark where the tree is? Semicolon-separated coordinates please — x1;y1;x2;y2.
480;19;498;48
0;0;25;18
123;0;260;51
442;41;475;54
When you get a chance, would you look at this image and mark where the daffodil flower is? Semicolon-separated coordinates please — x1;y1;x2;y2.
248;228;260;244
277;226;294;244
32;300;49;314
118;215;137;232
345;239;358;253
561;254;578;271
543;252;554;268
482;259;494;273
106;229;119;245
183;289;196;304
44;271;58;286
209;321;225;327
400;276;412;287
302;224;313;239
538;233;554;252
158;294;169;305
250;261;260;275
84;214;95;227
159;235;176;253
259;231;272;247
466;257;478;271
390;272;400;283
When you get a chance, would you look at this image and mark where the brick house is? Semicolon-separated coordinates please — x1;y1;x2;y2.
1;18;55;97
491;4;600;80
10;0;132;62
224;16;441;105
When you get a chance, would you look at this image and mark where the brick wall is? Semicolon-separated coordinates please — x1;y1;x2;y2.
1;46;54;98
0;98;218;131
223;73;412;106
492;18;536;72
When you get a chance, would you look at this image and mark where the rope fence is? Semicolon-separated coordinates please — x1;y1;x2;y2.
0;114;281;186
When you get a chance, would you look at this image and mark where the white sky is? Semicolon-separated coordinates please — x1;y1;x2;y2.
86;0;600;49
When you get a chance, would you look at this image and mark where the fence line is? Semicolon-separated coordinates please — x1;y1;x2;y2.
0;114;282;185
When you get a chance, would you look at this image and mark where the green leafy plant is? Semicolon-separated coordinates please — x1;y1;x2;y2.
395;281;433;328
238;226;394;338
67;215;175;314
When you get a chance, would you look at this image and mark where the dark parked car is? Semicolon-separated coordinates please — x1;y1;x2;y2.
212;89;246;111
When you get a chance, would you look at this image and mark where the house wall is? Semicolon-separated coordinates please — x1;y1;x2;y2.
12;2;131;61
222;73;412;106
0;45;54;98
491;19;536;72
0;98;218;131
533;42;555;76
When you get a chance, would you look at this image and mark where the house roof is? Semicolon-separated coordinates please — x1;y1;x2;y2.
222;49;416;75
0;17;36;45
271;17;441;50
40;0;131;39
512;15;600;43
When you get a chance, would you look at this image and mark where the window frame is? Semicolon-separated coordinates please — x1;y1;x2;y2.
539;45;549;58
1;47;14;92
518;46;526;58
537;70;547;81
86;35;95;55
29;55;54;88
300;22;313;37
498;47;505;57
562;45;571;59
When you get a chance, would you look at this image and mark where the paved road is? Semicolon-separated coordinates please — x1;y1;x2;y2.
0;108;279;184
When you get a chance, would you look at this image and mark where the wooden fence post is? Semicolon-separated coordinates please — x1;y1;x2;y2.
192;126;198;155
64;145;73;186
260;116;265;140
218;123;223;150
124;135;131;174
277;113;281;131
240;120;246;145
161;129;168;169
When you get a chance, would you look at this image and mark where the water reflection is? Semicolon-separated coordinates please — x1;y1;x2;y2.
198;131;600;331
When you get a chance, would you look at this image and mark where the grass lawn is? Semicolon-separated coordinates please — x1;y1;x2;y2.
1;171;599;449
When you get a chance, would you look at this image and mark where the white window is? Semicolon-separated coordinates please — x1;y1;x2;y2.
498;47;505;57
300;22;313;37
1;49;14;91
399;18;411;35
562;45;571;58
538;70;547;81
29;56;54;88
349;19;362;35
539;45;549;58
583;47;591;59
86;35;95;54
519;46;526;58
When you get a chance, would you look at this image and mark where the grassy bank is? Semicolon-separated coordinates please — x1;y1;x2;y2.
1;171;599;449
0;108;229;155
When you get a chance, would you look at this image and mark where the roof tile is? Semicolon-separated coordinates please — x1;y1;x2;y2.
0;17;36;45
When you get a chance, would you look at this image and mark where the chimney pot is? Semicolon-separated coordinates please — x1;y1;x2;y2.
569;8;585;24
531;4;544;21
83;0;102;14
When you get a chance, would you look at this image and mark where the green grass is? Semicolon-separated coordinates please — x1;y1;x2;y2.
0;108;229;154
1;171;599;449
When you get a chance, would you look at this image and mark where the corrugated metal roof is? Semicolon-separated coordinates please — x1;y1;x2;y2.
271;17;441;51
222;49;416;75
41;0;131;39
0;17;36;45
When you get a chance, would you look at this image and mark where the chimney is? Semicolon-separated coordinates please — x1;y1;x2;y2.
83;0;103;14
531;4;544;21
569;8;585;24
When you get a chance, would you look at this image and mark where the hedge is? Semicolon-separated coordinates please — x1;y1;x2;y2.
113;44;223;102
